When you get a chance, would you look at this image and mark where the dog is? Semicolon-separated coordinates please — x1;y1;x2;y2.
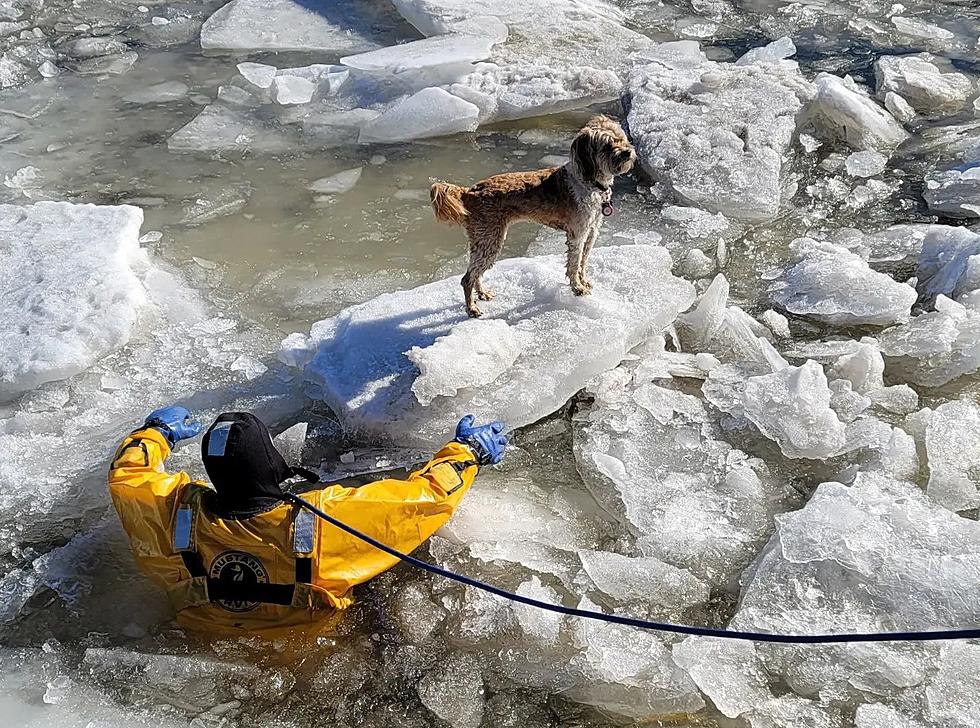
430;115;636;317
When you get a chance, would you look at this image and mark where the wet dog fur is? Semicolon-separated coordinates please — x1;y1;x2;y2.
430;115;636;317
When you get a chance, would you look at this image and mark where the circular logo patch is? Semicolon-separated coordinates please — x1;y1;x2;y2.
208;551;269;612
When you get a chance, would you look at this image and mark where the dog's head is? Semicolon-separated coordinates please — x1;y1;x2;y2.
569;115;636;185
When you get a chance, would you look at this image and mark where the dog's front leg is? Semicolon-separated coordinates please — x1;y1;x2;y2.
565;230;589;296
578;225;600;293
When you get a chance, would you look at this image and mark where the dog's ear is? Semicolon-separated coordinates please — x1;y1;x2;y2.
570;130;598;183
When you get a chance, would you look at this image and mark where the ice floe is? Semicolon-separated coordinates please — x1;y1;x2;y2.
0;202;147;401
288;245;694;448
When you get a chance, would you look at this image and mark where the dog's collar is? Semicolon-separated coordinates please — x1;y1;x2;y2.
592;181;612;193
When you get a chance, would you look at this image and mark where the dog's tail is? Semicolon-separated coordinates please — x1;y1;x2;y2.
430;182;468;226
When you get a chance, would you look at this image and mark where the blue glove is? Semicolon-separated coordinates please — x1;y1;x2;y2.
144;406;203;447
454;414;507;465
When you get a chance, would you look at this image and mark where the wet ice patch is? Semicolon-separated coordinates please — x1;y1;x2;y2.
0;202;147;401
296;246;694;448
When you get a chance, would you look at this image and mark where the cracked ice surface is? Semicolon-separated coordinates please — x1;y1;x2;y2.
292;246;695;448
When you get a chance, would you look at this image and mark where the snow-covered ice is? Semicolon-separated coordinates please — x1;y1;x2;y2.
0;203;147;401
291;246;694;448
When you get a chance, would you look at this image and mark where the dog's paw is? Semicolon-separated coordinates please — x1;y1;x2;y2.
477;288;495;301
466;305;483;318
571;282;590;296
579;278;594;293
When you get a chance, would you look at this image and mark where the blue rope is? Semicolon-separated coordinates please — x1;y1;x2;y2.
283;493;980;644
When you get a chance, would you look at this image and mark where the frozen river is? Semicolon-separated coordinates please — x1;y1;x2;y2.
1;0;980;726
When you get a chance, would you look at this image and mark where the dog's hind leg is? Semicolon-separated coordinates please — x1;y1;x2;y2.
462;223;506;317
578;225;600;293
565;229;589;296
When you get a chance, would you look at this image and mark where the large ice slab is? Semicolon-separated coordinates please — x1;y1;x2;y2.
291;246;695;448
627;41;811;222
388;0;650;75
767;238;916;326
0;202;147;401
200;0;386;54
809;73;909;151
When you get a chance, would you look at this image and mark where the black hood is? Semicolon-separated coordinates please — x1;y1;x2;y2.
202;412;292;518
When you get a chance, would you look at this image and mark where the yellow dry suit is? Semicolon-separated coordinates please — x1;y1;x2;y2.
108;426;479;633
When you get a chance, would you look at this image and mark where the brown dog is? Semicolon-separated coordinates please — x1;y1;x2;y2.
430;115;636;317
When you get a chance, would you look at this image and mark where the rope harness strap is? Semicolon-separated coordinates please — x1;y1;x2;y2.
283;492;980;645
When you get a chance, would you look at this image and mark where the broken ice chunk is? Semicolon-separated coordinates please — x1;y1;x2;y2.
810;73;909;151
237;61;276;89
407;319;525;406
735;36;796;66
768;239;915;326
0;202;147;401
308;167;362;195
914;225;980;304
742;360;847;459
826;338;885;393
417;653;485;728
844;150;887;177
271;74;315;105
628;41;810;221
512;576;562;647
875;54;974;115
272;422;308;465
672;638;772;718
567;596;705;718
122;81;188;104
745;696;842;728
450;63;621;123
925;399;980;511
578;550;708;612
884;91;916;123
924;162;980;219
340;33;495;86
358;87;480;143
